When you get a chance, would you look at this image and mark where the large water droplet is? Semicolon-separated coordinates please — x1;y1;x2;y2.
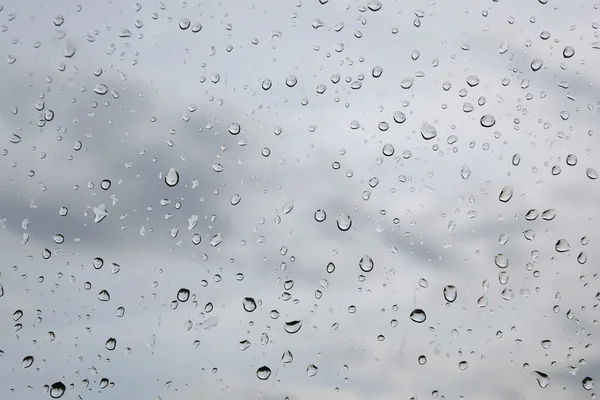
563;46;575;58
583;377;594;391
409;309;426;323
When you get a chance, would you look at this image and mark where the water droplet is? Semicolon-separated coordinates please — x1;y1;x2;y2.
105;337;116;350
541;339;552;349
460;165;471;180
458;361;469;370
243;297;257;312
466;75;480;87
336;214;352;231
210;233;223;247
165;168;179;187
372;66;383;77
326;262;335;273
306;364;319;377
230;194;241;206
53;234;64;244
256;366;271;380
525;209;539;221
359;255;374;272
382;143;395;156
177;288;190;302
314;209;326;222
94;84;108;95
282;350;293;363
100;180;111;190
531;58;543;71
542;209;557;220
495;254;509;268
586;168;598;180
555;239;570;253
577;251;587;264
367;0;382;11
228;123;241;135
400;77;414;89
532;371;549;388
420;122;437;140
93;204;108;223
498;186;513;202
583;377;594;391
409;309;426;323
50;382;66;398
563;46;575;58
98;290;110;301
22;356;34;368
566;154;578;166
480;114;496;127
262;79;272;90
282;199;294;214
284;320;303;334
443;285;457;303
286;75;297;87
393;111;406;123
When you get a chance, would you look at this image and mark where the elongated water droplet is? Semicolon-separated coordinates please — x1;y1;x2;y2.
460;165;471;179
531;58;544;71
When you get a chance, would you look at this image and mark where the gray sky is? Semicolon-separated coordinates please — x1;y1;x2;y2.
1;0;599;399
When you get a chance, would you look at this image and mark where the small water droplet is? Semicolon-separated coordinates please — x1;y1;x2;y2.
531;58;543;71
306;363;319;377
582;377;594;391
563;46;575;58
105;337;117;350
98;290;110;301
532;371;549;388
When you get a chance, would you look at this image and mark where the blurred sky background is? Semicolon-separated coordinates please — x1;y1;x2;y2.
1;0;599;399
